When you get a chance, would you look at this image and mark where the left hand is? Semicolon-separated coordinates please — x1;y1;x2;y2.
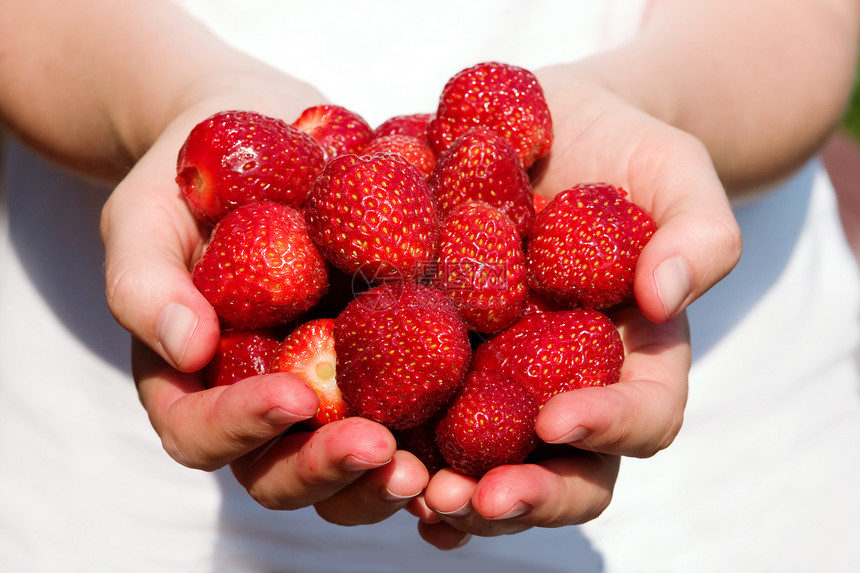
411;307;690;548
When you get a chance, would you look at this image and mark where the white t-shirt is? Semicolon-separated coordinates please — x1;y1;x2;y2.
2;1;859;572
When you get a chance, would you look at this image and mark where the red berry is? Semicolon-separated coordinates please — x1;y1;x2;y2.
204;329;280;388
373;113;433;142
362;134;437;177
334;282;471;430
176;110;326;226
434;370;539;477
395;421;448;475
429;127;535;238
435;201;527;333
471;310;624;406
293;104;374;160
273;318;350;429
522;289;563;316
429;62;553;169
304;153;440;282
533;192;550;214
192;202;329;330
526;183;656;310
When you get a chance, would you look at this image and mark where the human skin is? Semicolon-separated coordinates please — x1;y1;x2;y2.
1;0;858;550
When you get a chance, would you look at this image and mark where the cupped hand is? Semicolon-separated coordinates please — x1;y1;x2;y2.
102;87;430;525
413;307;689;549
532;66;742;324
132;336;430;524
412;68;724;547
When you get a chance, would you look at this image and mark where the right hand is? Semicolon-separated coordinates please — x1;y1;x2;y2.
101;94;430;526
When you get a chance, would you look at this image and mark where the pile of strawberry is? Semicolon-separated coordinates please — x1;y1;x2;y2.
176;62;656;477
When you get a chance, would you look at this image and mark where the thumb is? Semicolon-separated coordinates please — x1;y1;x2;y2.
101;130;220;372
632;145;742;323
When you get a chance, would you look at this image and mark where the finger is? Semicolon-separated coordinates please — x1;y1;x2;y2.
424;468;532;537
230;416;398;511
313;450;430;526
421;454;619;537
133;339;319;470
530;80;742;323
469;454;619;526
101;122;221;373
535;307;690;457
629;133;742;322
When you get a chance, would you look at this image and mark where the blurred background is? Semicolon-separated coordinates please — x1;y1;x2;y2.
823;53;860;263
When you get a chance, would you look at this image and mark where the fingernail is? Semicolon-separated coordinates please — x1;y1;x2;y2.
556;425;591;445
265;406;309;426
436;500;472;518
156;303;199;366
654;256;692;318
491;501;531;521
342;455;391;473
381;487;417;504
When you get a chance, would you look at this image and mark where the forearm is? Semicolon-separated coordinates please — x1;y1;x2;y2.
0;0;320;181
565;0;860;193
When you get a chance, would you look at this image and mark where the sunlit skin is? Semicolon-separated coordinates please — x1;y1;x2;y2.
2;0;857;553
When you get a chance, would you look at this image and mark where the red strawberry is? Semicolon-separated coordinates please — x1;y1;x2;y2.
273;318;349;429
522;289;563;316
334;282;471;430
176;110;326;226
192;202;329;330
394;421;448;475
362;134;437;177
429;62;553;169
292;104;374;160
533;192;550;214
204;328;280;388
429;128;535;238
526;183;656;310
434;370;539;477
435;201;527;333
471;310;624;406
304;153;440;282
373;113;433;142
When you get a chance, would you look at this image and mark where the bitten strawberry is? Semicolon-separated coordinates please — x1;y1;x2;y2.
429;128;535;238
434;370;539;477
176;110;326;226
471;310;624;406
373;113;433;142
334;282;471;429
429;61;553;169
293;104;374;160
204;329;280;388
273;318;349;429
435;201;527;333
526;183;656;310
192;202;328;330
362;134;437;177
304;153;440;282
